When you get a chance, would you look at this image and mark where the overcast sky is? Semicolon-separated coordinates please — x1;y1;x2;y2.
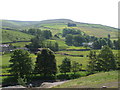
1;0;119;28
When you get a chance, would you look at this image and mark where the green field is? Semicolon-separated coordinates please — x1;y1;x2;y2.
1;50;89;74
12;42;31;47
2;29;34;43
1;50;118;74
54;70;118;88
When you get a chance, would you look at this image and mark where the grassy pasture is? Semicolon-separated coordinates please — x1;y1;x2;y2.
77;27;118;38
54;70;118;88
46;39;69;50
2;29;34;43
56;51;90;56
38;23;118;38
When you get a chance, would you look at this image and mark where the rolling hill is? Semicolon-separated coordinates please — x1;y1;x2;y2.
1;19;118;39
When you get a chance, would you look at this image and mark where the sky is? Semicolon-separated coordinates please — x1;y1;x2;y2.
0;0;119;28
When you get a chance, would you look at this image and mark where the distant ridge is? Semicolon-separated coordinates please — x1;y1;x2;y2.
1;19;118;29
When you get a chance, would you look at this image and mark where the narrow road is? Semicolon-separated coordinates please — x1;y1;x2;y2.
39;80;69;88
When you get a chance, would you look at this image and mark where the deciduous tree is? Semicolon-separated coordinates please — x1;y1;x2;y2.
9;49;33;78
34;48;57;76
59;57;71;74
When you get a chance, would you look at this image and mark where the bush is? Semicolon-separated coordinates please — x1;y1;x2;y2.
56;71;88;80
79;55;84;57
17;77;27;87
2;76;18;87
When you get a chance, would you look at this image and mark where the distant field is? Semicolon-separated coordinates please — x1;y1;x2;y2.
54;70;118;88
2;29;34;43
56;51;90;56
46;39;69;50
38;23;118;38
12;42;31;47
77;27;118;38
55;54;89;70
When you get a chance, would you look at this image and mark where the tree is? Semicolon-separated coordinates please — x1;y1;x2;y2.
9;49;33;78
34;48;57;76
43;30;52;39
54;42;59;51
107;39;113;49
92;40;101;49
27;35;44;52
45;41;59;52
87;51;97;73
62;28;81;37
71;61;82;74
87;46;117;72
73;35;86;46
100;39;107;47
115;54;120;70
27;28;42;35
108;34;111;39
58;57;71;74
65;34;73;46
113;39;120;50
67;23;77;27
97;45;116;71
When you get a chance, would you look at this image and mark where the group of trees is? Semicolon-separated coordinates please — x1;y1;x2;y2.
65;34;97;46
92;38;113;49
23;28;52;39
92;38;120;50
9;49;83;81
65;34;86;46
62;28;82;37
43;41;59;51
26;36;59;52
63;28;120;50
9;48;57;79
62;28;99;46
87;45;119;73
67;23;77;27
25;28;59;52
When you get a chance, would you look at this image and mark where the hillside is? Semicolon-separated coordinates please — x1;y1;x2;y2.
1;20;41;29
54;70;118;88
2;19;118;38
2;29;34;43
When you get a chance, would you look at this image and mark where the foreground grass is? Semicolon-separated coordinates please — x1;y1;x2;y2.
54;70;118;88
